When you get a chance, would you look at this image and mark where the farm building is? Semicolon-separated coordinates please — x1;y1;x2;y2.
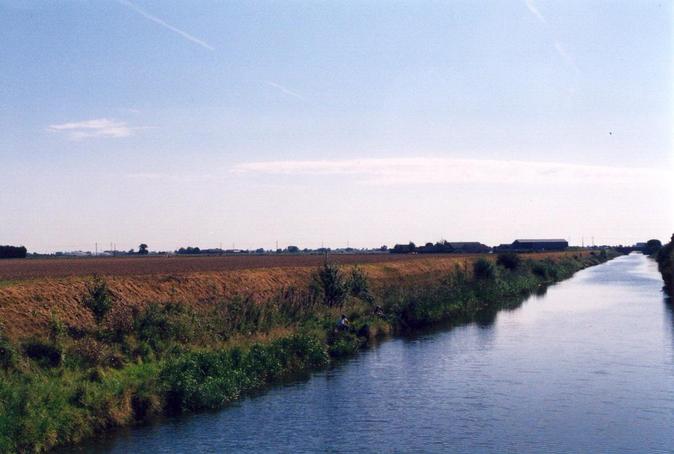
447;242;491;253
511;239;568;251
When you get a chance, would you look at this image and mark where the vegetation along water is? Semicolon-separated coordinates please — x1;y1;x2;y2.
0;251;619;452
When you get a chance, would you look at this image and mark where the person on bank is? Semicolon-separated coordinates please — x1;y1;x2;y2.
374;305;384;318
337;314;350;331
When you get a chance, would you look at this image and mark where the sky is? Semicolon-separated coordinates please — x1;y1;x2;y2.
1;0;672;252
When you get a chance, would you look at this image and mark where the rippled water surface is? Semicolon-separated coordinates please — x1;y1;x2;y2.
70;254;674;453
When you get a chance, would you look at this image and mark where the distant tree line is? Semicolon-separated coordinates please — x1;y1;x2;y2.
176;246;203;255
0;245;27;259
390;241;461;254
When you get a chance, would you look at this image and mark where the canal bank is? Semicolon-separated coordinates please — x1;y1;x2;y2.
1;252;616;452
68;252;674;453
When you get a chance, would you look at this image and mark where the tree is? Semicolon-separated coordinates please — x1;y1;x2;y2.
644;239;662;256
0;245;27;259
138;243;149;255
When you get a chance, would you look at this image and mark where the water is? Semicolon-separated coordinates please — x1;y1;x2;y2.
70;254;674;453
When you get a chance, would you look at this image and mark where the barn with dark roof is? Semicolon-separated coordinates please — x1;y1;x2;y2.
511;239;568;251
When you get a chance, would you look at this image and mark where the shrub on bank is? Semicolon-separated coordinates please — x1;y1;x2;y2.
0;333;16;370
349;266;374;303
473;258;495;280
496;253;521;271
22;339;63;368
81;275;114;324
657;234;674;295
312;262;348;307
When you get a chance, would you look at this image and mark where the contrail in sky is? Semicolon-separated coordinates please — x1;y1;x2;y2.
524;0;547;24
523;0;579;72
265;81;305;101
117;0;214;51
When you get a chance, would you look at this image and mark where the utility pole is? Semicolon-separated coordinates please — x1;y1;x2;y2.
95;242;98;256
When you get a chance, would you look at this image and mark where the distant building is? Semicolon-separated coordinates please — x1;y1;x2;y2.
447;242;491;253
510;239;568;251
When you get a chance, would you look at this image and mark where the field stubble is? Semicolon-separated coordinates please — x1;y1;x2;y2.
1;252;581;340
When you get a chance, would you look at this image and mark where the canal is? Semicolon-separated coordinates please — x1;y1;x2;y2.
70;253;673;453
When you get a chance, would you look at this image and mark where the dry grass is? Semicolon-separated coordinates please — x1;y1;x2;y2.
0;252;584;340
0;253;476;281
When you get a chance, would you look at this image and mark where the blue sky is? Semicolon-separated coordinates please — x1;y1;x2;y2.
1;0;672;252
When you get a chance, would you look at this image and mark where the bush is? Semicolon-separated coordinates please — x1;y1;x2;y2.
22;339;63;368
327;332;361;357
348;266;373;303
105;305;135;342
134;303;197;353
67;338;111;368
0;333;16;370
496;253;521;271
312;263;348;307
473;258;495;280
531;263;549;279
81;275;114;324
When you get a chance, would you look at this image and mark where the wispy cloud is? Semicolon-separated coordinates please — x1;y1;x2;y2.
523;0;579;72
265;81;305;101
231;157;668;186
524;0;547;24
125;172;217;183
117;0;214;51
48;118;137;140
554;41;580;73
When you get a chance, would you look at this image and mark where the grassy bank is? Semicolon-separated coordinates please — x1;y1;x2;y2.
656;234;674;296
0;251;618;452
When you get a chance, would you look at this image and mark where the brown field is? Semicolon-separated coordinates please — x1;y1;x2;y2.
0;253;475;282
0;252;584;340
